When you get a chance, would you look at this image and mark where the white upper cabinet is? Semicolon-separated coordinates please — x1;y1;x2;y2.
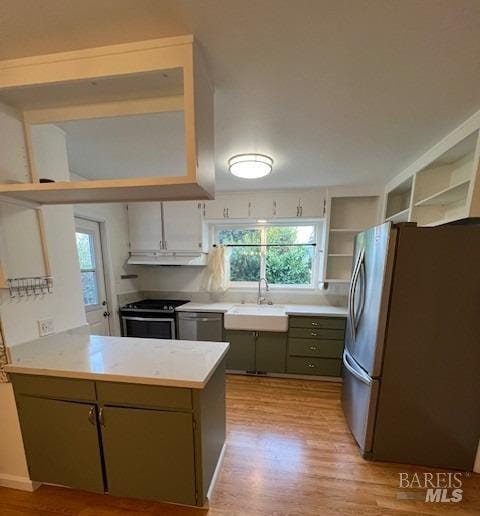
250;194;275;219
271;192;300;218
127;202;163;252
163;202;205;252
298;189;326;218
203;199;227;219
204;189;327;220
204;194;250;219
128;201;206;254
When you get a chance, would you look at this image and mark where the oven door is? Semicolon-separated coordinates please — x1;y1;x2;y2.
121;317;175;339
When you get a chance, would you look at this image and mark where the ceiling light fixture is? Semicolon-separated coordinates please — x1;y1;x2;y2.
228;153;273;179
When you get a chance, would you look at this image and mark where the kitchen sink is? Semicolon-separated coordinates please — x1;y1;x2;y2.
224;304;288;332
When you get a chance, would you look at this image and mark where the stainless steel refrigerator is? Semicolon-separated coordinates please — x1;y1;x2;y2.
342;221;480;471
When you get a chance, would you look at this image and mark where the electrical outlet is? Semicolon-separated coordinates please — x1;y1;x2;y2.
38;318;55;337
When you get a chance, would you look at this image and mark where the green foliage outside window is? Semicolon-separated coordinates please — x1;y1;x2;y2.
75;232;99;305
218;225;315;285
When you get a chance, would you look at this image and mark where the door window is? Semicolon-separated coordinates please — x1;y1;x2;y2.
75;230;99;307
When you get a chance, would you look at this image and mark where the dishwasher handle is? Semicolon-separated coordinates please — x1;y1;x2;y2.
179;313;223;322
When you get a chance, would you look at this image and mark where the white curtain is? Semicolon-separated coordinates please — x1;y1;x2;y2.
203;246;228;293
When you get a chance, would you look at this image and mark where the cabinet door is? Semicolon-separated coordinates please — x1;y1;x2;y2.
256;332;287;373
102;406;196;506
299;189;326;217
273;192;301;218
204;199;227;219
17;397;104;492
127;202;162;251
250;194;274;219
224;330;256;370
163;201;203;252
223;194;251;219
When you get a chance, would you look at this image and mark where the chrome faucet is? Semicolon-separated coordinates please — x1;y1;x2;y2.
257;277;269;305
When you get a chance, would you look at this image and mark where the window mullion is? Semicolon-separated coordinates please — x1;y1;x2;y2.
260;227;267;278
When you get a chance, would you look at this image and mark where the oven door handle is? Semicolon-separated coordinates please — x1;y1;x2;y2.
121;317;175;322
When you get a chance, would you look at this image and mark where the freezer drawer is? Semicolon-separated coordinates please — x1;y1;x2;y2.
341;350;379;453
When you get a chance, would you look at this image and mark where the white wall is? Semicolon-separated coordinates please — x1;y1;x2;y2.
71;178;140;335
0;112;86;489
138;265;348;305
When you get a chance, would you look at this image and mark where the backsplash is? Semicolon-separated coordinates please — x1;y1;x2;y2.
118;287;347;308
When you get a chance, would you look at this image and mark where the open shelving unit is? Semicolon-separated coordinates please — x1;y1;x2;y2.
385;129;480;228
324;195;380;284
411;132;478;227
384;177;413;223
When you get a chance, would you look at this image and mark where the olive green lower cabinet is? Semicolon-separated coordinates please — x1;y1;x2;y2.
15;396;105;493
287;316;346;377
10;361;226;508
224;330;287;373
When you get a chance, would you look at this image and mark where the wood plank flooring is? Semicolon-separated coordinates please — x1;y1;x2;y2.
0;375;479;515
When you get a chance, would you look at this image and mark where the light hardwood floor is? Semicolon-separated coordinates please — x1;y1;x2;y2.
0;375;479;515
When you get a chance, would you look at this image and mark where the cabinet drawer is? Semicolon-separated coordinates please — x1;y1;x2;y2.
288;338;343;359
286;357;342;377
288;327;344;340
11;374;96;402
289;316;346;330
96;381;192;411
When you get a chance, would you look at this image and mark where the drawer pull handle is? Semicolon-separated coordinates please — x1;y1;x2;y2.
311;332;318;337
88;407;96;425
311;322;320;326
309;346;317;351
307;363;315;368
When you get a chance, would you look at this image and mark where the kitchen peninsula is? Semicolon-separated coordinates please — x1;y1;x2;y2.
5;333;229;507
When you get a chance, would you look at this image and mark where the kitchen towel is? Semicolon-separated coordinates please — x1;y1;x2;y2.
203;245;228;293
0;325;8;383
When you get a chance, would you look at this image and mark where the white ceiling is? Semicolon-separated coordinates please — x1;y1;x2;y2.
1;0;480;191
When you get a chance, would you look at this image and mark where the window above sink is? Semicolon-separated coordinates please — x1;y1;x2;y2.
214;221;324;290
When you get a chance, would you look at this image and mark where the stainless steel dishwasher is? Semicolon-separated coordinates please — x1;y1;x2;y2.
177;312;224;341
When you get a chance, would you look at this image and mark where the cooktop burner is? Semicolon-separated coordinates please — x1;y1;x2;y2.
121;299;189;312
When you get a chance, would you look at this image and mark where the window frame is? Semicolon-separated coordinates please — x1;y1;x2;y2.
75;229;101;310
213;220;323;290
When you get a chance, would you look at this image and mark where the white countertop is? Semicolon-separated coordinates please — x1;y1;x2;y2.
176;301;347;318
176;302;235;313
285;305;348;317
5;334;229;389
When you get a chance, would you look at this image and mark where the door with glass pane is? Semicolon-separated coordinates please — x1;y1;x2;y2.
75;218;110;336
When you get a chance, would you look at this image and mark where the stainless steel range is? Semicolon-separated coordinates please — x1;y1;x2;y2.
119;299;189;339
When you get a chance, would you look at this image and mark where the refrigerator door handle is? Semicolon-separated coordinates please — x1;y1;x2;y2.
343;349;372;386
349;247;365;341
354;254;367;332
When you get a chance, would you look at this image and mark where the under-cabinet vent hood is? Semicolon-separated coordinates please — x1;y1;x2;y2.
128;252;208;267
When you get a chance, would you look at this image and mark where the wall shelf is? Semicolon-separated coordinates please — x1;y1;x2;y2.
324;193;381;284
414;179;470;208
385;208;409;223
385;177;412;223
329;228;363;233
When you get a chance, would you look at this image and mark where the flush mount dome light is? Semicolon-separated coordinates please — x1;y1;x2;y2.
228;153;273;179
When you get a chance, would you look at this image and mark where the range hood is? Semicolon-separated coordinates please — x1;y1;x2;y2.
128;252;208;267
